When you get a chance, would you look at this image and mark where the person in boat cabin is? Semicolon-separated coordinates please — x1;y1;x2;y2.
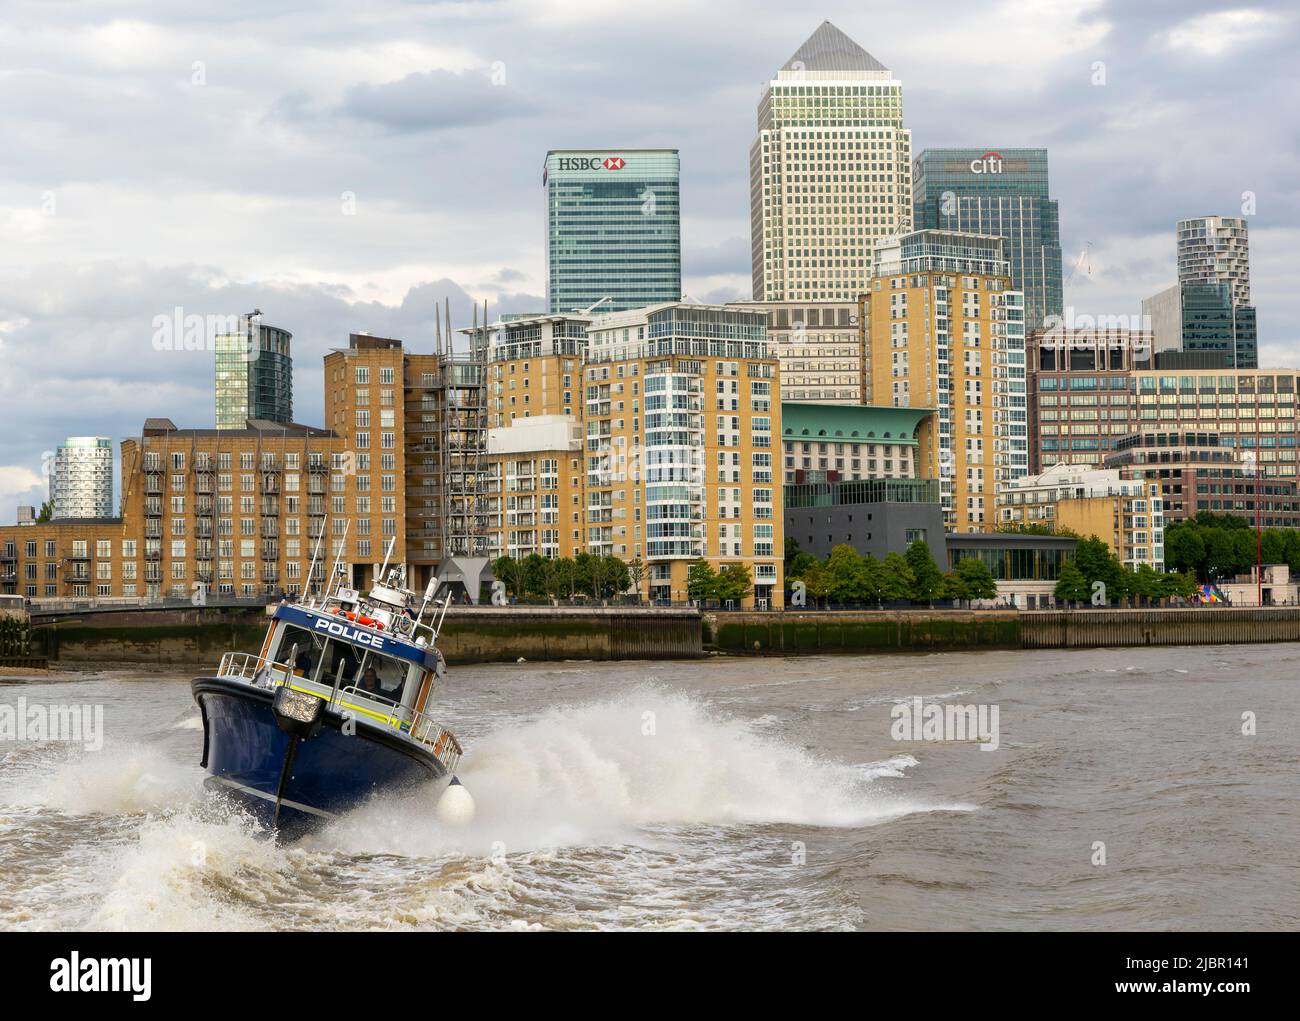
359;664;403;701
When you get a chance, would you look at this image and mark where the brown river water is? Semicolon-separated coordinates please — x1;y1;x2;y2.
1;644;1297;930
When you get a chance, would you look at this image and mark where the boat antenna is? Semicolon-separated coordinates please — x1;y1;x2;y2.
305;516;327;606
327;518;351;598
416;575;438;624
378;535;396;582
436;591;452;633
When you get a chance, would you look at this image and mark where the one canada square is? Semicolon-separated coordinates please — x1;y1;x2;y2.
749;21;913;301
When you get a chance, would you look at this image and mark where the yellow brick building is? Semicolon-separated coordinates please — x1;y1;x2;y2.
864;230;1029;532
484;416;585;560
119;419;346;599
581;303;783;607
484;313;588;427
1;519;131;601
995;464;1165;570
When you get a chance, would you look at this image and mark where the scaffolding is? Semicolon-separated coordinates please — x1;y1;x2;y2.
404;300;491;573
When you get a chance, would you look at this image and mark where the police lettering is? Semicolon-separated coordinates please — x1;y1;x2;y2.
313;617;386;649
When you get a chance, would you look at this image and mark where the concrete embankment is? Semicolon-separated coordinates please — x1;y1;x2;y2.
34;604;1300;668
433;606;701;662
1020;606;1300;648
41;605;703;667
704;609;1021;654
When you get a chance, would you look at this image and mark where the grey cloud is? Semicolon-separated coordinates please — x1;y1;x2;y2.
339;69;536;133
2;1;1299;524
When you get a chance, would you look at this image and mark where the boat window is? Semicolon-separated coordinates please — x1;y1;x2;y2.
272;623;330;682
266;618;419;710
355;656;407;702
323;638;364;689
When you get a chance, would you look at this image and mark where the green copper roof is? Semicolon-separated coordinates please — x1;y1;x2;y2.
780;402;932;446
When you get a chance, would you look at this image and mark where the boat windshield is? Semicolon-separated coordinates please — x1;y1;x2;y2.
269;621;416;707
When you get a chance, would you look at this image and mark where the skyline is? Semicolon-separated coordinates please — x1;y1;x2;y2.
2;1;1297;522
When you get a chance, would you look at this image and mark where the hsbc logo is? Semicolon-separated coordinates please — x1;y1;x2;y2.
556;155;626;172
969;151;1004;174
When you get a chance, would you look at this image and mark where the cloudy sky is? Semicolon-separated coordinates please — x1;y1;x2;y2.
1;0;1296;521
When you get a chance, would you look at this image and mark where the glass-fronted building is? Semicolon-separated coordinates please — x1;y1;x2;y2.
913;148;1063;332
1141;281;1257;369
214;317;294;429
51;436;114;519
544;149;681;314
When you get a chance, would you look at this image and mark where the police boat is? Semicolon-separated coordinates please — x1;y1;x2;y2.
191;542;473;839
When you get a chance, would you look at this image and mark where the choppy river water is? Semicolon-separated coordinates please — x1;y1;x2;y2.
1;644;1297;930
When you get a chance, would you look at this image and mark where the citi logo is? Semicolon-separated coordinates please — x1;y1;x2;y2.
969;151;1004;174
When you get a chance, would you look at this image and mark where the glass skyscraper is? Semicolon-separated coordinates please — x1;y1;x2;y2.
544;149;680;314
1142;281;1257;369
214;316;294;429
913;148;1063;332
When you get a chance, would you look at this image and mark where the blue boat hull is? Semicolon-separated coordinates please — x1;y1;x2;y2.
192;677;449;839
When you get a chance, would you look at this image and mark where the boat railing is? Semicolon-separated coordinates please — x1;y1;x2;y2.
334;684;463;774
213;651;462;774
217;651;296;686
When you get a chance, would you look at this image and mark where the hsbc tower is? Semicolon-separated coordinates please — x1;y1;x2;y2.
544;149;681;314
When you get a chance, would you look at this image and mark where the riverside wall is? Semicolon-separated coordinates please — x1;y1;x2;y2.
29;604;1300;668
40;605;702;667
1019;606;1300;648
